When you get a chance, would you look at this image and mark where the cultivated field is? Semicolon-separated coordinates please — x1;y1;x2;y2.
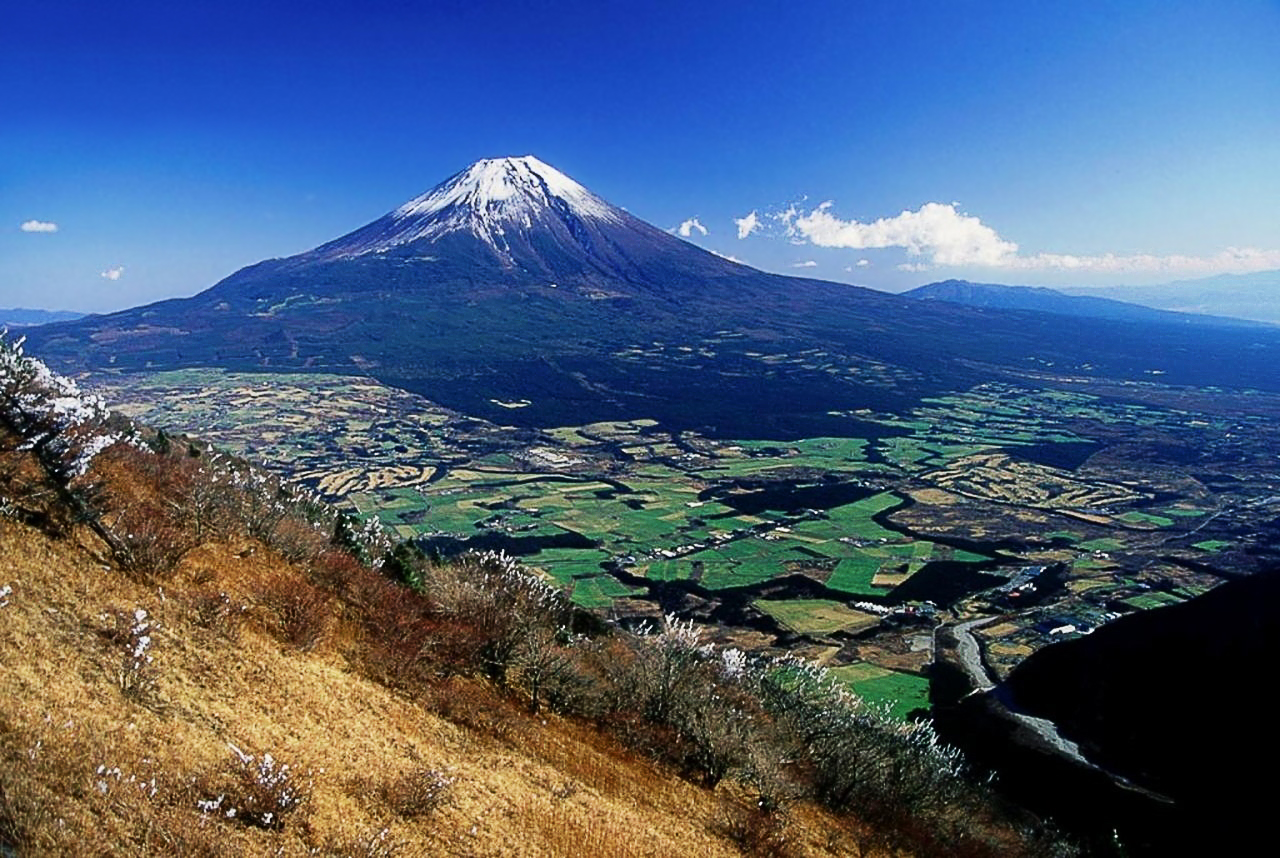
90;368;1280;714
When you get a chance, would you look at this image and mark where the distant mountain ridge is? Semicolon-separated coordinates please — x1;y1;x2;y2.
24;157;1280;431
1059;269;1280;325
1;307;85;328
903;279;1265;328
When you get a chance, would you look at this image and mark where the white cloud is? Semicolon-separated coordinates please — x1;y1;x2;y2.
20;220;58;233
100;265;125;281
677;217;708;238
856;258;870;267
792;260;818;268
790;201;1017;267
734;210;760;240
783;200;1280;277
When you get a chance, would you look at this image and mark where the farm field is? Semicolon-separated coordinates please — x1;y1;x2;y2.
89;366;1280;717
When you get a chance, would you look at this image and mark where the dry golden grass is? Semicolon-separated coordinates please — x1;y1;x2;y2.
0;514;893;857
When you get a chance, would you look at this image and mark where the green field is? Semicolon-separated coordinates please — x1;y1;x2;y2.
88;369;1250;722
1118;511;1174;527
829;663;931;720
753;599;881;635
567;574;645;609
1121;591;1183;611
1193;539;1231;552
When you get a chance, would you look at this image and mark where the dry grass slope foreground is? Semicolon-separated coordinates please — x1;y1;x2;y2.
0;334;1070;857
1;518;862;857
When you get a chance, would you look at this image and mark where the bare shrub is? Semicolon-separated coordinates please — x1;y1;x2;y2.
510;624;581;714
167;454;242;543
714;799;794;858
614;615;712;724
255;576;332;652
416;550;570;683
262;514;330;564
332;558;447;693
737;738;805;816
423;678;518;740
109;501;197;577
590;615;762;785
0;332;132;546
378;767;455;818
195;744;310;830
99;607;159;701
308;547;366;592
189;590;246;641
102;442;233;539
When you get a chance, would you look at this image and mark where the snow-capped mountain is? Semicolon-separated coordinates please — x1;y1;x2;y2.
312;156;624;261
281;155;742;289
26;156;1280;432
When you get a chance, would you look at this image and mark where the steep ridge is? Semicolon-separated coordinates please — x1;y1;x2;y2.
994;569;1280;851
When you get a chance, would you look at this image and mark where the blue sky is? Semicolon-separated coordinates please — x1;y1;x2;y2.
4;0;1278;312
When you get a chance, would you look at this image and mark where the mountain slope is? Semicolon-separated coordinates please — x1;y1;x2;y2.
25;158;1280;431
2;463;871;858
903;279;1264;328
997;568;1280;852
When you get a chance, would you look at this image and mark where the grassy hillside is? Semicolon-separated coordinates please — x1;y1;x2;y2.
1;519;862;857
0;334;1069;857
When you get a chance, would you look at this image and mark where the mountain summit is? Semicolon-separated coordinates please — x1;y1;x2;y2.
310;156;625;263
292;155;741;287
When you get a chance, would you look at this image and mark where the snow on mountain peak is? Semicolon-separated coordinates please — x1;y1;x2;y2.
397;156;616;221
319;156;624;260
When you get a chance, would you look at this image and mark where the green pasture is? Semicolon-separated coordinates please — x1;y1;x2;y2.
829;663;931;720
567;574;644;609
1193;539;1231;552
754;599;881;636
1118;511;1174;527
528;548;613;587
1121;591;1183;611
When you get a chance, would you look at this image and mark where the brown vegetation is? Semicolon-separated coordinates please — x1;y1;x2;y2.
1;496;834;857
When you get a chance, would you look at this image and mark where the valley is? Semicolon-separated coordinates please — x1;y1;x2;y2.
90;353;1279;720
